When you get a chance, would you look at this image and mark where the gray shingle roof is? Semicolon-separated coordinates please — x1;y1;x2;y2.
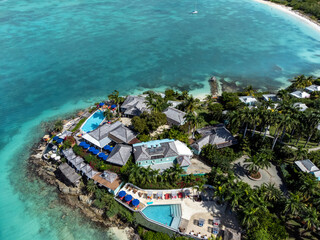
191;125;237;151
58;163;81;184
163;107;186;125
133;140;179;162
106;144;132;166
109;125;137;143
62;148;76;161
88;121;122;141
81;164;92;174
121;95;150;116
177;155;191;167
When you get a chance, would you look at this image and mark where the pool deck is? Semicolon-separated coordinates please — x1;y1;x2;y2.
115;183;240;238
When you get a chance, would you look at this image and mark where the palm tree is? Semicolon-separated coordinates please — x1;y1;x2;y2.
239;107;252;137
303;110;320;148
295;146;308;161
277;89;290;102
290;75;313;89
250;107;261;136
184;112;197;136
243;85;255;96
86;179;97;193
259;183;282;202
183;96;199;113
283;192;304;217
54;119;64;132
108;90;120;115
244;152;271;176
301;206;320;231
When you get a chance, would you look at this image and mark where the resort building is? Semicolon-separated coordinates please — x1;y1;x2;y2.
262;94;280;102
133;139;192;171
58;163;81;186
238;96;258;106
168;100;182;108
121;95;150;117
106;144;132;166
163;107;186;126
191;125;237;155
295;159;320;181
62;148;99;180
92;170;123;194
290;91;310;99
293;102;308;112
305;85;320;93
82;121;137;148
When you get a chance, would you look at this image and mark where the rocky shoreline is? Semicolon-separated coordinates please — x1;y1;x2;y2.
27;141;138;240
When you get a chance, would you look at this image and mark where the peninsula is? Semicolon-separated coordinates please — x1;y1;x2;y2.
29;75;320;240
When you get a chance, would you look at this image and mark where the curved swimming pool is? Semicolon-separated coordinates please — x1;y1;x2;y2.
81;110;105;133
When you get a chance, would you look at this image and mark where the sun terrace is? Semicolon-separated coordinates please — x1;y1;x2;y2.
114;183;239;239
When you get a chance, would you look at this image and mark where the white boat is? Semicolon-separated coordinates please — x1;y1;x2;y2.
191;0;198;14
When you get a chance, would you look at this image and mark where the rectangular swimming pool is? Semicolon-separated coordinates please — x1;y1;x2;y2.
81;110;105;133
142;204;181;229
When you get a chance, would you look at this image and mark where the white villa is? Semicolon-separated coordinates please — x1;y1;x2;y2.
293;102;308;112
305;85;320;93
295;159;320;181
290;91;310;99
239;96;258;106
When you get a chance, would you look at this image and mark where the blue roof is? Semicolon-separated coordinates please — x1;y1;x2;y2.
132;199;140;206
133;139;174;148
53;136;59;141
118;191;126;198
99;102;105;106
124;195;132;202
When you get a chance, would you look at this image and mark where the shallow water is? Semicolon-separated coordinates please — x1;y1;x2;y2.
0;0;320;239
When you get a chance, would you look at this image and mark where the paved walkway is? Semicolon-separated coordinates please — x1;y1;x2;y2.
233;156;286;192
186;156;212;175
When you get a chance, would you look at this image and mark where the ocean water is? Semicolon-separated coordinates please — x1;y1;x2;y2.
0;0;320;239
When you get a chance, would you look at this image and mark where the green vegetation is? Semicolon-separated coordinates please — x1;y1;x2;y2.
71;118;87;132
87;181;133;222
54;119;64;132
268;0;320;21
132;112;167;135
200;145;240;172
137;225;188;240
72;145;121;172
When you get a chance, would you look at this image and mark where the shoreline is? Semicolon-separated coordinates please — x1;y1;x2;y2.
253;0;320;33
27;141;135;240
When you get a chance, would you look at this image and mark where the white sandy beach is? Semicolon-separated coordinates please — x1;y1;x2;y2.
253;0;320;33
108;227;131;240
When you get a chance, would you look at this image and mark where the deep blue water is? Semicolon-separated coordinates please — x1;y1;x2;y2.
0;0;320;239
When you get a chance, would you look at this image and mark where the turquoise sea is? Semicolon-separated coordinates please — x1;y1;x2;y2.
0;0;320;239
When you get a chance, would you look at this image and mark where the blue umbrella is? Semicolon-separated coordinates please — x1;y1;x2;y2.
118;191;126;198
103;145;110;151
84;143;90;149
98;152;106;158
92;149;99;155
79;141;86;147
53;136;59;141
99;102;105;106
56;138;63;144
111;104;117;109
102;155;108;161
109;147;114;152
88;147;95;152
132;199;140;206
124;195;132;202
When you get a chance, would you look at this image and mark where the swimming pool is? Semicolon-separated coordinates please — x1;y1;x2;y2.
81;110;105;133
142;204;181;229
